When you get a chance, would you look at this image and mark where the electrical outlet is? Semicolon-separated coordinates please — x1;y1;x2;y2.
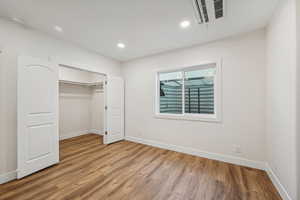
136;130;142;136
233;145;242;154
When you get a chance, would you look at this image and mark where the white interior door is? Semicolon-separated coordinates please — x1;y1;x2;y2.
17;56;59;179
104;77;124;144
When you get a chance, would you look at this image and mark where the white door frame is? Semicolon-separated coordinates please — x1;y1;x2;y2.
58;64;107;142
57;64;125;144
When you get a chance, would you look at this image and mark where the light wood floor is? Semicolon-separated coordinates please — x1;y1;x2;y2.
0;134;281;200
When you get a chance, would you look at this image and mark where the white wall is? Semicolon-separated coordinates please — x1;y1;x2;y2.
122;30;266;166
91;88;105;134
59;83;104;140
59;66;104;84
58;67;105;139
0;51;6;181
59;83;92;140
59;66;94;83
266;0;298;199
0;18;120;178
296;0;300;198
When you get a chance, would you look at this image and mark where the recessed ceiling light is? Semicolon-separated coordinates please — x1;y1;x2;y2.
117;43;126;49
12;17;24;24
180;20;191;29
54;25;63;33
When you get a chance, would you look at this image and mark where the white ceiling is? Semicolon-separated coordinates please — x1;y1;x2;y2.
0;0;278;61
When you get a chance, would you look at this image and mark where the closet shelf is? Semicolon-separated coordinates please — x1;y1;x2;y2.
59;79;102;87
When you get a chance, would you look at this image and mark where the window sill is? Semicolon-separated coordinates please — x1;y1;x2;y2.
154;113;221;123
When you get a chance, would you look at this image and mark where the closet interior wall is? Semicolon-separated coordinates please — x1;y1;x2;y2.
58;66;105;140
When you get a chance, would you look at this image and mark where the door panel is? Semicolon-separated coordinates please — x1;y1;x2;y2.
28;124;53;160
18;56;59;179
104;77;124;144
27;66;55;112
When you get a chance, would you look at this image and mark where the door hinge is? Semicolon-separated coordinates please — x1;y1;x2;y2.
105;131;108;135
105;81;107;85
105;106;108;110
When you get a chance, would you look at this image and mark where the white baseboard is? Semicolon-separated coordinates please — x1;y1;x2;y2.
0;170;17;184
89;129;104;135
126;136;294;200
59;130;90;140
125;136;266;170
0;135;291;200
266;164;293;200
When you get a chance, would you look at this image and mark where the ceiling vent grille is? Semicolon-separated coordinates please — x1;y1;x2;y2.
192;0;225;24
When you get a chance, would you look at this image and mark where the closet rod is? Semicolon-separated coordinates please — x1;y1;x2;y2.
59;79;103;87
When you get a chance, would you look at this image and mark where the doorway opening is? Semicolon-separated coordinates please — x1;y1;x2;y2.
58;65;106;145
17;56;124;179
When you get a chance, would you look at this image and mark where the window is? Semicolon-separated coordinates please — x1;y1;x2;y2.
159;71;183;114
156;62;221;122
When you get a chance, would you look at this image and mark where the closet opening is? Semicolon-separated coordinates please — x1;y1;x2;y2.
58;65;106;145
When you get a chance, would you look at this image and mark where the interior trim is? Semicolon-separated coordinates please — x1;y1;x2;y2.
125;136;266;170
266;163;293;200
0;170;17;185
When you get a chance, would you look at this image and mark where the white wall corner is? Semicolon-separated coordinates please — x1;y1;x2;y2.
125;136;267;170
59;130;90;140
89;129;104;135
265;163;293;200
0;170;17;185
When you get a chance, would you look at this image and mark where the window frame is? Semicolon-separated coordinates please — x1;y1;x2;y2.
155;60;222;122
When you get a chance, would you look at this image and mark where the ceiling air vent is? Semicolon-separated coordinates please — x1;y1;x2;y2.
192;0;225;24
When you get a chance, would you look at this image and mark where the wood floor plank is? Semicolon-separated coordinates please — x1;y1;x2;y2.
0;134;281;200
